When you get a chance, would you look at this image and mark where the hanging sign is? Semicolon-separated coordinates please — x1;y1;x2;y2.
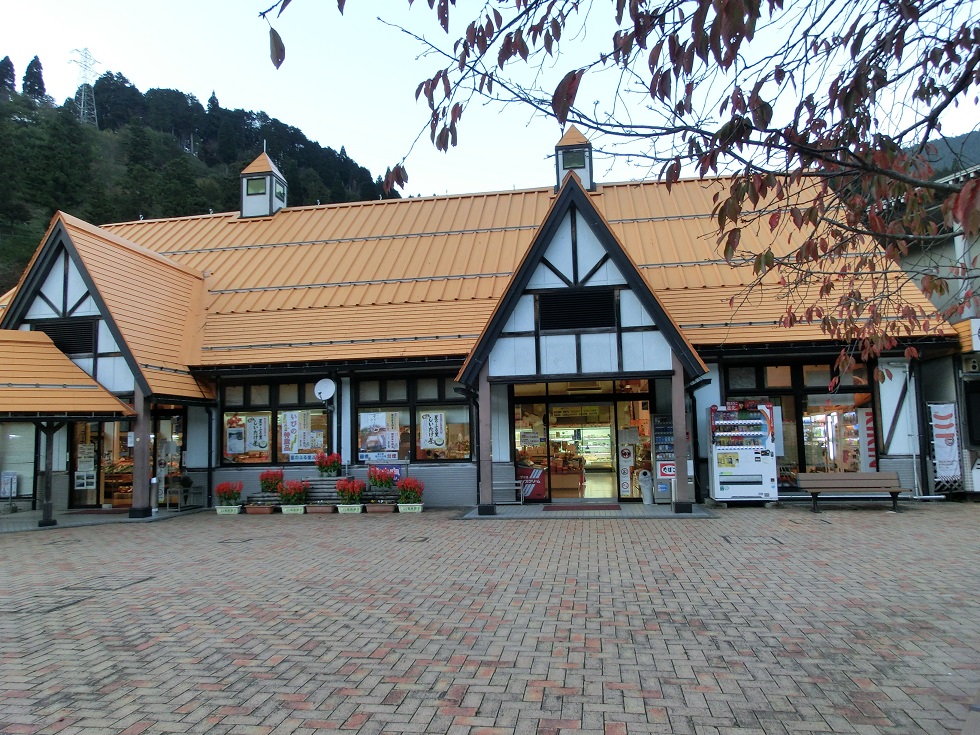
929;403;961;482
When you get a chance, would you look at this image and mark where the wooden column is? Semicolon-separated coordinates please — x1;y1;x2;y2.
129;384;153;518
477;363;495;514
671;354;693;513
38;422;65;527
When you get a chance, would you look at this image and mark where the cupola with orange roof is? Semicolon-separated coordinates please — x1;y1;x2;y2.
554;125;594;192
240;149;288;217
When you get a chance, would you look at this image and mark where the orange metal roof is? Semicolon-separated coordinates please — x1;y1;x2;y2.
241;152;284;178
557;125;590;147
0;330;136;417
83;175;943;367
58;214;213;400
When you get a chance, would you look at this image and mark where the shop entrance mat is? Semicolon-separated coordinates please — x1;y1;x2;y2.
543;504;621;511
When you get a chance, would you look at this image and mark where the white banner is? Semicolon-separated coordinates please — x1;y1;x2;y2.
929;403;961;481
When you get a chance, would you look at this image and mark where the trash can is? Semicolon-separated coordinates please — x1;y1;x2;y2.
638;469;654;504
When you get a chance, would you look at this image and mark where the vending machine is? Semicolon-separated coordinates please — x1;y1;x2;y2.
709;402;778;501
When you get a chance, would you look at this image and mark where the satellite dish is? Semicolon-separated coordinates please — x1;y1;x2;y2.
313;378;336;400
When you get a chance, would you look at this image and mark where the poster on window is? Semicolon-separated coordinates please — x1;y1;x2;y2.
246;415;270;453
929;402;961;481
420;412;446;450
359;411;400;460
281;411;312;454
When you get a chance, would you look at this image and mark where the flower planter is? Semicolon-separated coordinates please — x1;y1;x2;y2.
215;505;241;515
244;504;276;514
306;504;335;514
397;503;424;513
336;504;363;514
280;504;306;514
366;504;395;513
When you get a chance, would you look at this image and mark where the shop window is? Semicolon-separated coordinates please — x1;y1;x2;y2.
837;364;869;386
514;383;547;397
764;366;792;388
0;422;34;499
359;380;381;402
727;366;758;391
225;385;245;406
357;408;408;461
803;364;832;387
249;384;270;405
616;379;649;393
417;378;439;400
279;383;299;404
274;181;286;202
387;379;408;401
415;405;471;460
965;380;980;446
304;383;320;403
223;411;273;463
246;178;266;195
277;409;329;462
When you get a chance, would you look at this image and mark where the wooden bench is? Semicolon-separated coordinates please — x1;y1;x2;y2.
796;471;909;513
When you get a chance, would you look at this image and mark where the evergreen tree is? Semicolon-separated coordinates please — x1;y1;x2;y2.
0;56;15;98
32;107;92;212
21;56;45;100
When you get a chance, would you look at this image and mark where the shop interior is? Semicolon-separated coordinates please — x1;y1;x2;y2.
513;380;668;501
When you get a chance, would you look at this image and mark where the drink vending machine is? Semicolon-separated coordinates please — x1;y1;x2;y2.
709;402;778;501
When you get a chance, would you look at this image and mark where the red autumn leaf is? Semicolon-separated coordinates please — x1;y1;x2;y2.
269;28;286;69
952;180;980;238
551;69;584;125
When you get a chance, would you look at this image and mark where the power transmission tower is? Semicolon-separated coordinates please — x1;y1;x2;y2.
71;48;98;127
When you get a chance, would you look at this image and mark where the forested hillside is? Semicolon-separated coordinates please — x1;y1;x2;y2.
0;56;398;293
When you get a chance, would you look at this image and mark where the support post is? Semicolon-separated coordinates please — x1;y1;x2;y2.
671;354;693;514
129;384;153;518
38;422;64;527
477;363;495;515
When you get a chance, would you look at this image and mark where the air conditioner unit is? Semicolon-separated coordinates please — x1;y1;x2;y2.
963;356;980;374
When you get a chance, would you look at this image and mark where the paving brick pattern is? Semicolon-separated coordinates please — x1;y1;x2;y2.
0;503;977;734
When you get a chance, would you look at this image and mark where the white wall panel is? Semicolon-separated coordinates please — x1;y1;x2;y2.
622;331;672;371
576;218;607;277
488;336;537;376
540;334;577;374
96;356;135;393
39;256;65;308
25;296;59;320
71;357;94;377
71;295;100;317
620;290;655;327
580;333;617;373
529;214;573;288
97;320;119;353
581;259;627;287
66;260;88;308
694;364;722;457
502;294;535;333
490;383;511;462
185;406;210;468
878;361;915;455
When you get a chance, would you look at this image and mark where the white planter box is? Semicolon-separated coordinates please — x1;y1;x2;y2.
397;503;423;513
280;505;306;514
337;504;363;514
215;505;241;515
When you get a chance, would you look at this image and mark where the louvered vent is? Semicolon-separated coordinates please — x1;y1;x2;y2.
33;319;97;355
538;289;615;331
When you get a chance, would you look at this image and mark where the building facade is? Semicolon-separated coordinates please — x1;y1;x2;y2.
0;130;962;516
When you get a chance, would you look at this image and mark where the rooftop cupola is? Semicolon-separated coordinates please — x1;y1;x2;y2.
555;125;594;192
240;151;287;217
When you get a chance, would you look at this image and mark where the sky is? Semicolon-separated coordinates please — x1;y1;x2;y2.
3;1;977;199
1;1;583;198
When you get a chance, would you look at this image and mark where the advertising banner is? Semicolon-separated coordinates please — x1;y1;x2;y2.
929;403;961;481
516;466;548;500
420;412;446;450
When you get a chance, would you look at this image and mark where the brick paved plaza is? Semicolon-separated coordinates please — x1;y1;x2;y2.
0;502;977;734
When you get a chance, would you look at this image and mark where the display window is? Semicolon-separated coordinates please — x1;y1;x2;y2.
415;405;471;460
0;422;34;500
220;381;335;465
358;408;408;461
277;409;329;462
223;411;273;463
356;376;471;463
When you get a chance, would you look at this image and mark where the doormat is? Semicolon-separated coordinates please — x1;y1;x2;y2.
543;504;621;511
67;509;130;515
